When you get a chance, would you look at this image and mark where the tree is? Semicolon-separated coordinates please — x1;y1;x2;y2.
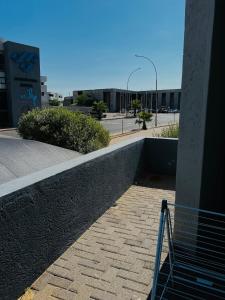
49;98;60;106
132;99;141;117
136;111;153;130
75;92;97;107
75;93;89;106
92;101;107;120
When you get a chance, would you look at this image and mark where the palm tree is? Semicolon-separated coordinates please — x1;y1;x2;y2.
136;111;153;130
132;99;141;117
92;101;107;120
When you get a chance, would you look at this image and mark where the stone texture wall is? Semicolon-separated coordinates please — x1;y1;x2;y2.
144;138;178;176
0;138;144;299
0;137;177;299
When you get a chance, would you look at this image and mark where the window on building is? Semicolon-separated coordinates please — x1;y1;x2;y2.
41;92;44;96
0;90;7;109
178;92;181;110
0;77;5;84
161;93;166;106
170;93;175;109
41;82;44;85
0;53;4;70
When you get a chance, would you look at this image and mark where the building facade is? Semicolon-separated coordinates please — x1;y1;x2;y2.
48;91;63;105
0;40;41;128
72;88;181;112
40;75;48;107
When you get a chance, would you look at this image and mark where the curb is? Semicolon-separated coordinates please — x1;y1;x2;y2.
0;128;17;132
110;123;177;139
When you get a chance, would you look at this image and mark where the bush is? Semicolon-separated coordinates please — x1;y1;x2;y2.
18;108;110;154
49;98;60;106
136;111;153;130
156;123;179;138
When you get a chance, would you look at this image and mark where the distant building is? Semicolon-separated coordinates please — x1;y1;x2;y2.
40;76;48;107
63;96;73;106
48;91;63;105
72;88;181;112
0;39;41;127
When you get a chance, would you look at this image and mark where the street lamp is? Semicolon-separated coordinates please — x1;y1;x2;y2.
126;67;141;115
134;54;158;127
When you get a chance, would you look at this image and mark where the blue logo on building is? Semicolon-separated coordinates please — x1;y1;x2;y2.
20;88;37;106
11;52;38;73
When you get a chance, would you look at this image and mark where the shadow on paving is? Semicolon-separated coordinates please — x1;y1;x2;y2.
136;173;176;191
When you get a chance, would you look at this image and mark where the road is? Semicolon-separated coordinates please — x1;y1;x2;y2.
101;113;180;134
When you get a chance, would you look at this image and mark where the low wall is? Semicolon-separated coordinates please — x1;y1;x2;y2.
0;137;177;299
144;138;178;175
0;138;144;300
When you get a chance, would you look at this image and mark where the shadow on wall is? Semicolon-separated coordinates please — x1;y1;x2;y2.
0;137;177;299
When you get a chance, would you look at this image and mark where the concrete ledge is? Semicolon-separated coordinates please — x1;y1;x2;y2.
0;137;145;299
0;137;177;299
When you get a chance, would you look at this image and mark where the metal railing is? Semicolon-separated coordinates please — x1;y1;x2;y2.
151;200;225;299
102;113;179;135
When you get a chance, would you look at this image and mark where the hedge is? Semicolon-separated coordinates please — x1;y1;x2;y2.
18;108;110;154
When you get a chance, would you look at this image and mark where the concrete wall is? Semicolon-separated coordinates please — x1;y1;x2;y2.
0;137;178;299
144;138;178;176
0;138;144;299
176;0;216;209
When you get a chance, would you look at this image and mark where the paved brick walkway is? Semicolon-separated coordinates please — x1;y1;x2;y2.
29;184;175;300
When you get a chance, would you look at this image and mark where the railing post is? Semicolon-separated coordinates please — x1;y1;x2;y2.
151;200;168;300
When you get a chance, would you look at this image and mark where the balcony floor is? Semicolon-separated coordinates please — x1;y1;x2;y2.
28;177;175;300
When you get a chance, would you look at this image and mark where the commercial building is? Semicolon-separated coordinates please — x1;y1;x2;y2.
0;40;41;128
48;91;63;105
72;88;181;112
40;75;48;107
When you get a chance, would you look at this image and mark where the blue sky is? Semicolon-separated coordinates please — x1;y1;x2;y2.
0;0;185;95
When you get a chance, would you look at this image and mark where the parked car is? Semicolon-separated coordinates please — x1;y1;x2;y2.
158;107;168;113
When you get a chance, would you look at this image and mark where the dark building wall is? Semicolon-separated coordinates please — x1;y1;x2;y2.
144;138;177;176
4;41;41;127
175;0;225;213
199;0;225;212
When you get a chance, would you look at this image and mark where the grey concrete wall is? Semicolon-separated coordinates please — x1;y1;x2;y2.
144;138;178;176
0;137;178;299
0;138;144;300
176;0;216;209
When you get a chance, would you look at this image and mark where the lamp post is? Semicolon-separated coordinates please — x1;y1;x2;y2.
126;67;141;115
135;54;158;127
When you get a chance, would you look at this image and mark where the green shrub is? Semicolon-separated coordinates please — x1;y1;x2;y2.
18;108;110;154
49;98;60;106
136;111;153;130
156;123;179;138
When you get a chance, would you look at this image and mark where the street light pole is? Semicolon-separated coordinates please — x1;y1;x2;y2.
135;54;158;127
126;67;141;115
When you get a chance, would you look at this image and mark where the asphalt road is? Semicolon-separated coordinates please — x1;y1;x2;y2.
101;113;179;134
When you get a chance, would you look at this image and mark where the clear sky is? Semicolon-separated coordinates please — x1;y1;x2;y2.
0;0;185;96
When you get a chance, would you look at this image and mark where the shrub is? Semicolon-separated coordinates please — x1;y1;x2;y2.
155;123;179;138
136;111;153;130
75;92;96;106
49;98;60;106
132;99;141;117
92;101;107;120
18;108;110;154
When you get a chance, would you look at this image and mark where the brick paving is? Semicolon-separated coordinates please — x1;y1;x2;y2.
29;183;175;300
